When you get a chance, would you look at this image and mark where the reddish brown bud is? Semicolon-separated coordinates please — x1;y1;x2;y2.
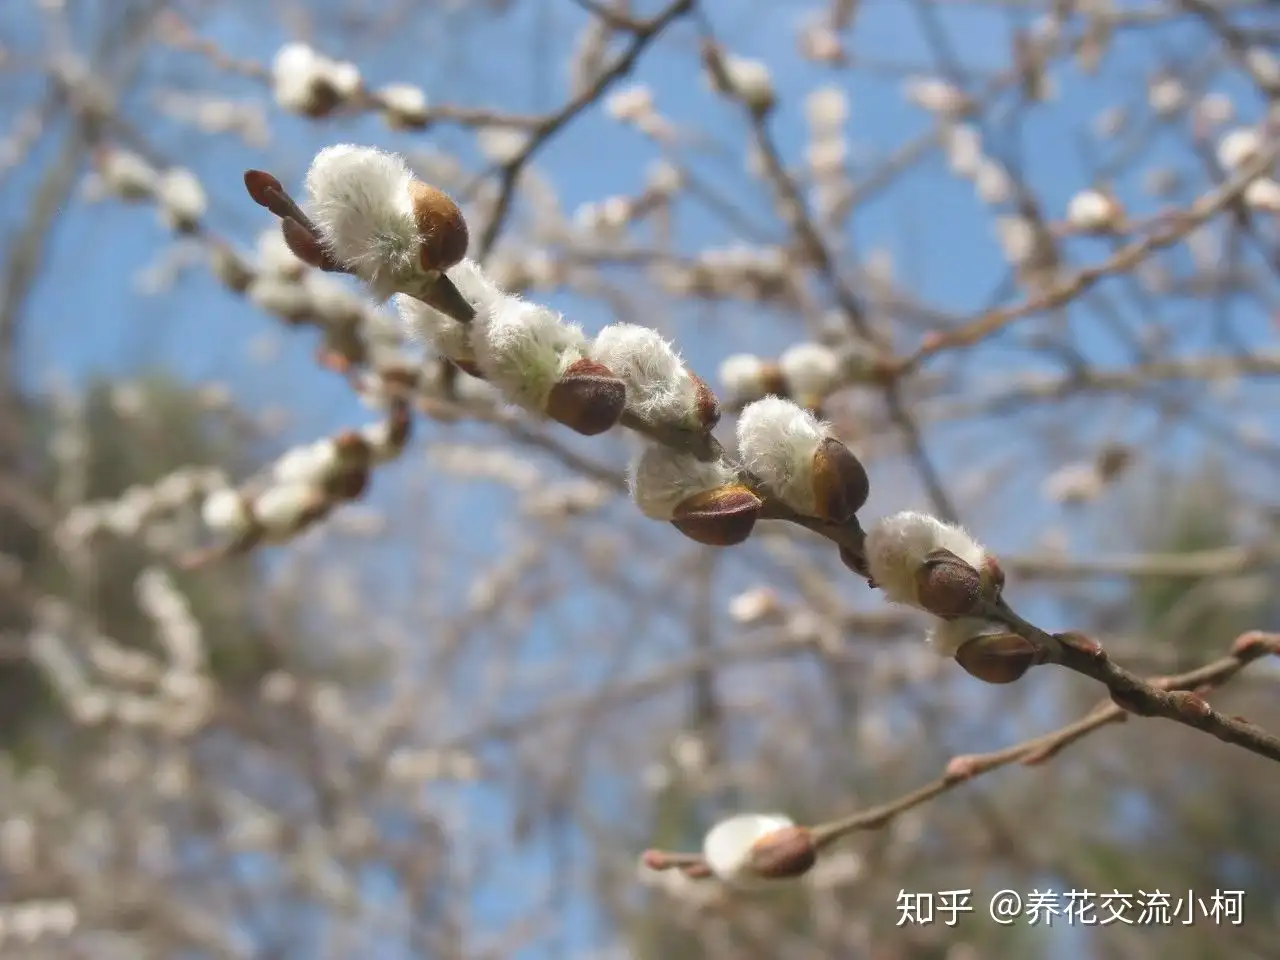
955;632;1037;684
688;372;721;430
1232;630;1275;659
244;169;286;212
671;484;762;546
408;181;469;273
544;358;627;436
945;755;980;782
333;430;373;468
915;549;982;618
1055;630;1106;660
838;544;870;578
1168;690;1212;720
325;466;370;501
980;554;1005;600
810;437;869;522
281;217;332;270
746;825;816;880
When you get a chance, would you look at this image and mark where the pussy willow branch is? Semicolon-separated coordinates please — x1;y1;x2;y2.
644;630;1280;873
983;601;1280;762
244;162;1280;765
890;143;1280;374
474;0;695;258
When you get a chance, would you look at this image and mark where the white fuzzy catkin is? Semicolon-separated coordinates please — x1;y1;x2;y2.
305;145;420;300
253;483;318;538
864;511;987;608
1245;178;1280;213
395;258;502;362
201;488;252;536
154;167;207;229
1216;128;1261;172
376;83;429;126
719;353;769;406
702;813;795;885
629;444;738;520
472;298;586;411
1066;189;1120;233
736;397;829;515
720;56;776;112
779;342;840;400
591;324;700;427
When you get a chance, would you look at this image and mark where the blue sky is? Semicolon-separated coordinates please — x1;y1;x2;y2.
6;0;1278;956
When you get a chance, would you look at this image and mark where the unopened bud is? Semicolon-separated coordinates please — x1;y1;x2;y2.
281;218;332;270
810;437;869;522
979;554;1005;600
671;484;762;546
1055;630;1105;660
689;372;721;431
1232;630;1276;659
544;358;627;436
408;181;469;273
1066;189;1125;234
1167;690;1212;720
954;632;1038;684
743;824;817;880
915;548;982;618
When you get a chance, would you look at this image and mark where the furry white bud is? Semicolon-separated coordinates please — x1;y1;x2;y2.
804;86;848;132
725;56;776;112
305;144;420;299
1066;189;1121;234
736;397;830;514
942;124;982;178
719;353;770;406
201;488;252;536
904;76;969;116
702;813;796;884
1217;128;1262;172
472;298;586;411
253;483;320;539
247;276;312;321
1246;48;1280;90
606;85;654;122
1245;177;1280;213
779;343;840;401
628;444;738;520
996;216;1037;266
273;440;340;486
974;160;1013;204
271;43;328;114
376;83;429;127
359;420;404;463
98;148;157;200
864;511;987;608
1148;74;1186;118
155;167;207;230
591;324;701;427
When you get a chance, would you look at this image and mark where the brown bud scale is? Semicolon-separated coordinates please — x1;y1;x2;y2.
810;437;869;522
955;632;1037;685
687;372;721;430
915;549;982;618
544;358;627;436
671;484;762;546
409;181;469;273
748;826;816;880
